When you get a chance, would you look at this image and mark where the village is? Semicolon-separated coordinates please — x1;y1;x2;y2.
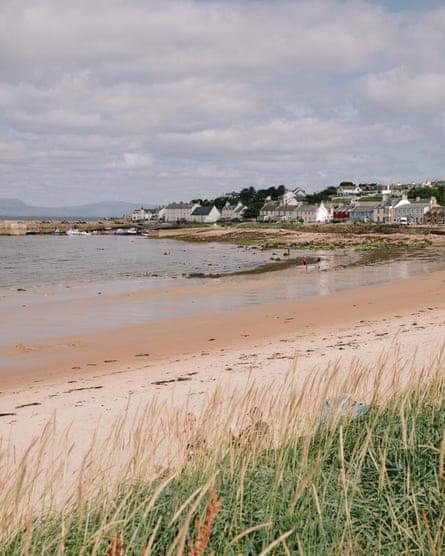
2;180;445;236
132;180;445;227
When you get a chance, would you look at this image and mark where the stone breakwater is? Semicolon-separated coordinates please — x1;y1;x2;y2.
0;220;27;235
0;219;132;235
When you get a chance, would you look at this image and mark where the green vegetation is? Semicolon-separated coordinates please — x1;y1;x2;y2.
190;180;445;225
408;184;445;205
2;354;445;554
192;185;286;219
304;186;337;205
186;256;312;279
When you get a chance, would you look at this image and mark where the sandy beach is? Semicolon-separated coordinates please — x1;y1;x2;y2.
1;261;445;516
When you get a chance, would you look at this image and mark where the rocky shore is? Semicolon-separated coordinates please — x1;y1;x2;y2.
151;223;445;249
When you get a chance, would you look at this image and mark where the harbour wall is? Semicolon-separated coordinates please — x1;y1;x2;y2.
0;220;27;235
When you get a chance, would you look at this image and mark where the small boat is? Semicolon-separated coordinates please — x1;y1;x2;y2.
66;229;91;236
115;227;138;235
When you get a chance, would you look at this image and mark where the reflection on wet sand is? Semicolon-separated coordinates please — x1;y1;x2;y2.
1;247;444;351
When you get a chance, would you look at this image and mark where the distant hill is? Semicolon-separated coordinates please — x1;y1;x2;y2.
0;199;155;218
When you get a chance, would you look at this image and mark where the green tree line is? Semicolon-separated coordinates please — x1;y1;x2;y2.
192;185;286;219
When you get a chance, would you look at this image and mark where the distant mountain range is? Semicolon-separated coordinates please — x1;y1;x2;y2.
0;198;155;218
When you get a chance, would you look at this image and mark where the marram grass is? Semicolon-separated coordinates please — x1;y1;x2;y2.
2;352;445;555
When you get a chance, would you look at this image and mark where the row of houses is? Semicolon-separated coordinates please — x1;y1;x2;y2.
258;195;444;225
131;201;246;224
131;192;445;226
336;179;445;198
338;195;444;225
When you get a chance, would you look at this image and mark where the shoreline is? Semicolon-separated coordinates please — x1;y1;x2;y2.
1;267;444;389
0;267;444;399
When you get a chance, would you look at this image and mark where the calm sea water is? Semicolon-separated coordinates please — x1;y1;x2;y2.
0;234;275;290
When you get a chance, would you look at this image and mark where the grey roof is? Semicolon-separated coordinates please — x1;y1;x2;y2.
260;201;280;211
191;206;214;216
298;204;319;212
165;202;195;209
350;205;378;214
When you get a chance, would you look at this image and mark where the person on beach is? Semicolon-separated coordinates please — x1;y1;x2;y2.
303;257;307;272
317;257;321;270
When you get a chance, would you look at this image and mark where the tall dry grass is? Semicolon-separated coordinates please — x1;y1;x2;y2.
2;346;445;553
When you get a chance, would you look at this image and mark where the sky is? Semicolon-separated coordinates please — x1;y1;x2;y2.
1;0;445;207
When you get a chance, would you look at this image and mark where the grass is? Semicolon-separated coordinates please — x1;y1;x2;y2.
2;349;445;554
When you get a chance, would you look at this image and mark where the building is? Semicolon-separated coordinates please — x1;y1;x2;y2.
393;197;437;225
374;196;399;224
332;205;352;222
295;204;323;223
258;202;303;222
159;202;200;222
131;207;157;222
258;201;331;223
281;187;307;205
337;184;362;197
258;201;280;222
190;205;221;223
220;201;246;221
424;205;445;226
349;201;379;223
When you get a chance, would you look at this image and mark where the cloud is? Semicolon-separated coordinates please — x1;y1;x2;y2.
355;68;445;116
0;0;444;206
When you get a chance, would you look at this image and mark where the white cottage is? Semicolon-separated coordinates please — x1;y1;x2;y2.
190;205;221;223
131;207;156;222
160;202;200;222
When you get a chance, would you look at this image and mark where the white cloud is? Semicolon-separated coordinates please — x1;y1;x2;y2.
356;68;445;115
0;0;444;206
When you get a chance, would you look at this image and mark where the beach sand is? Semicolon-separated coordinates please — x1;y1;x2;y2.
1;267;445;513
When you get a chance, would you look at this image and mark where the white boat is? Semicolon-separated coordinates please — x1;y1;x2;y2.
115;227;138;235
66;229;91;236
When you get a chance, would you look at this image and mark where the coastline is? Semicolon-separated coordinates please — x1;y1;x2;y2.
1;264;445;387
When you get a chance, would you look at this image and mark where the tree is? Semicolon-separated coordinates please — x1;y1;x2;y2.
305;186;337;205
239;186;256;204
407;186;445;205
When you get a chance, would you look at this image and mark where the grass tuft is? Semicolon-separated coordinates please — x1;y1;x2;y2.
2;348;445;553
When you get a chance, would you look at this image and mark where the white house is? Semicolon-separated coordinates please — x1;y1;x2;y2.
316;201;331;223
221;201;246;220
292;187;307;201
281;189;300;206
337;184;362;197
258;201;331;223
190;205;221;223
393;197;437;225
159;202;200;222
131;207;156;222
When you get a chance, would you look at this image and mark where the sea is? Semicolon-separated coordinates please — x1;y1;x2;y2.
0;234;277;289
1;234;445;347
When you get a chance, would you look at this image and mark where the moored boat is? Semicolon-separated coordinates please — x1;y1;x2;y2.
66;229;91;236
